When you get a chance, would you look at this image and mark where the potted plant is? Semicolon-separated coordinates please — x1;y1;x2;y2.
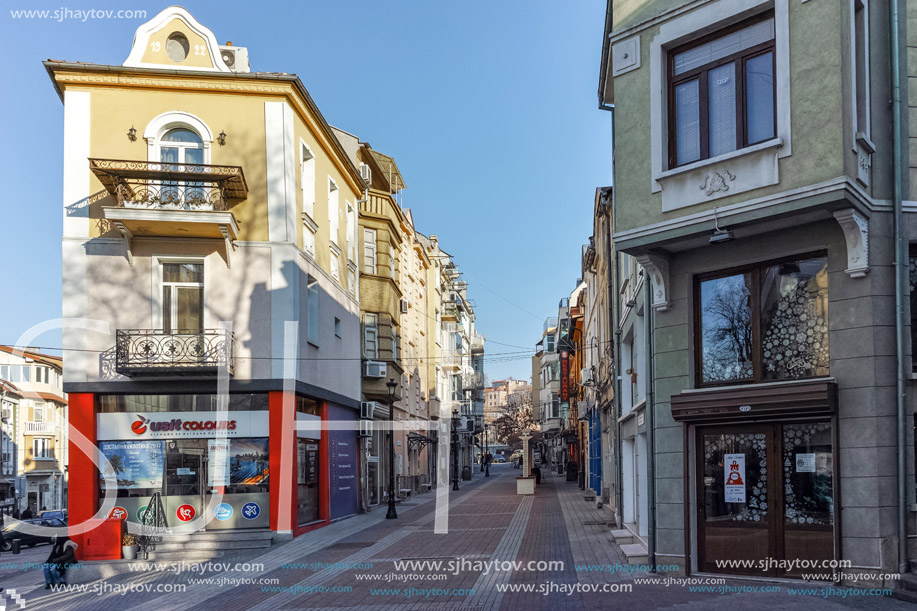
122;532;139;560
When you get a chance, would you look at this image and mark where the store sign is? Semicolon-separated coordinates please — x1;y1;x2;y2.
176;504;196;521
213;503;233;521
560;351;570;401
98;411;269;440
724;453;746;503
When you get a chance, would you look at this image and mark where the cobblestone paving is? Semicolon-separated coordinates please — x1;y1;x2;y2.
2;465;912;610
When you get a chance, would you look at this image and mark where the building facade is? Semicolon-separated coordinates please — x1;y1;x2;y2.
51;7;364;548
599;0;916;583
0;348;68;515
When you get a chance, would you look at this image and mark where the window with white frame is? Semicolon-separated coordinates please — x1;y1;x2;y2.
363;229;377;274
33;405;43;423
328;178;340;245
303;227;316;259
161;262;204;333
346;201;356;262
307;276;320;347
363;314;379;359
301;141;316;220
669;15;776;167
330;249;340;282
33;438;51;460
388;243;396;280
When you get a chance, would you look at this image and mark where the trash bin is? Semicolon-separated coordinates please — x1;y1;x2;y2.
566;461;578;482
461;466;472;481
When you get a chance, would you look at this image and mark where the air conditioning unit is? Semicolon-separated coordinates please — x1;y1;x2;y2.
359;163;372;184
400;298;409;313
581;368;594;386
360;401;376;420
359;420;373;437
219;45;250;72
364;361;387;378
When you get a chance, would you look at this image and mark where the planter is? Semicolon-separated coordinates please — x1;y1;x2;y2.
516;476;535;495
122;544;139;560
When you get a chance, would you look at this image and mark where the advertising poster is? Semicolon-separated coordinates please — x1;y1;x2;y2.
328;405;359;520
229;438;269;485
100;440;165;489
207;439;231;486
724;453;746;503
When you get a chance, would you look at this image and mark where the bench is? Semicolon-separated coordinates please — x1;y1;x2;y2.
399;488;413;499
419;483;433;492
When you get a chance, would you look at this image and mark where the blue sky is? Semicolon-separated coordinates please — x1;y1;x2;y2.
0;1;611;382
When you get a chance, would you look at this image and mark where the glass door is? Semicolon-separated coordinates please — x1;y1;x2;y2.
697;421;835;577
697;425;776;575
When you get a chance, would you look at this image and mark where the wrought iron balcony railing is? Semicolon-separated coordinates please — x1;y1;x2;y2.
90;159;248;211
115;329;235;376
462;371;485;390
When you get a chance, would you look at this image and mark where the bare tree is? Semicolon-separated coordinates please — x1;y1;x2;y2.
493;394;537;447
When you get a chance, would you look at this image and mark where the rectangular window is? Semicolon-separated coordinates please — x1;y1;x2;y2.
307;277;320;347
303;227;316;259
363;313;379;359
389;243;396;280
161;262;204;333
33;406;43;423
33;438;51;459
328;178;339;245
346;202;356;262
546;334;555;353
330;249;340;282
363;229;377;275
669;15;776;167
348;268;356;296
301;142;315;220
696;254;828;385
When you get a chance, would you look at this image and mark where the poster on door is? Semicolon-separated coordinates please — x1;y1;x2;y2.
207;439;231;486
724;453;746;503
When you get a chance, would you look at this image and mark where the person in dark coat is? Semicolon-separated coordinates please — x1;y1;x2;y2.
44;536;78;588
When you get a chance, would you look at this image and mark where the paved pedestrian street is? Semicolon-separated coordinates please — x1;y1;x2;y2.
0;466;906;610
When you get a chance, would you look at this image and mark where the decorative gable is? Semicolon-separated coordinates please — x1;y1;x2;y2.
123;6;231;72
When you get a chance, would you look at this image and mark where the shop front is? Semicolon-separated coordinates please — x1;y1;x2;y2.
96;394;271;530
66;391;360;544
672;379;838;578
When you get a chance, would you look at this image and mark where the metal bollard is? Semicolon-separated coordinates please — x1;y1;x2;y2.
11;539;20;554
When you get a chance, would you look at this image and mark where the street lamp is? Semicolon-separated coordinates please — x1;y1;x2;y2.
484;422;489;477
451;409;460;491
385;379;398;520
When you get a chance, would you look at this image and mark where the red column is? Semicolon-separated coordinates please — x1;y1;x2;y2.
67;393;96;559
268;390;295;533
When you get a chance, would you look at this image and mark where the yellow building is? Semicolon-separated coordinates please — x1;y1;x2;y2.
49;6;366;542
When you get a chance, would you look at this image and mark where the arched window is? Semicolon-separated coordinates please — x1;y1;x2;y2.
159;128;204;165
143;112;214;208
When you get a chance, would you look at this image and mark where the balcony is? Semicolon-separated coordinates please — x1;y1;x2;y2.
24;422;56;436
442;302;460;321
463;371;485;390
115;329;235;377
470;333;484;354
90;159;247;258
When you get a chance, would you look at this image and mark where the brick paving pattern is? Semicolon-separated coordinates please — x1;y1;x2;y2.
3;465;911;610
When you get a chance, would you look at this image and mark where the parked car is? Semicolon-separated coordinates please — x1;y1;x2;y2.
37;510;67;523
0;518;65;551
491;454;506;463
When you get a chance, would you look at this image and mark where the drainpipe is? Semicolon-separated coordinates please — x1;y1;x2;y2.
890;0;909;575
644;280;656;570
